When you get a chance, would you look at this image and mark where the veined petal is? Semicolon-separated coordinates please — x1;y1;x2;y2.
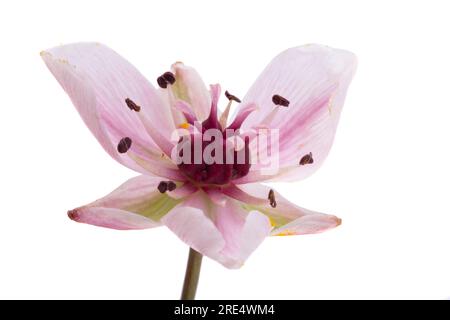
68;175;184;230
168;181;198;199
203;187;227;206
225;183;341;236
236;44;357;183
271;213;341;236
162;191;271;268
215;205;271;266
157;88;186;127
68;208;158;230
41;43;176;174
173;100;198;124
171;62;211;121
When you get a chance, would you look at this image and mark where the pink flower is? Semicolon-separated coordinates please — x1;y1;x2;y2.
41;43;356;269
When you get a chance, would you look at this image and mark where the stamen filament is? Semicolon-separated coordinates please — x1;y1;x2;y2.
219;100;233;129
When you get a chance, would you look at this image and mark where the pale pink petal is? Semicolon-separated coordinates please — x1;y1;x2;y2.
235;44;357;183
157;88;186;127
162;192;271;268
68;175;185;230
41;43;176;174
225;183;341;236
272;213;341;236
135;109;177;157
171;62;211;121
68;207;158;230
203;187;227;206
214;198;271;267
237;211;274;258
169;181;198;199
162;203;226;263
221;183;266;205
126;149;186;181
173;100;198;124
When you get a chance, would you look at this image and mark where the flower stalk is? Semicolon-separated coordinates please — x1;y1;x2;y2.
181;247;203;300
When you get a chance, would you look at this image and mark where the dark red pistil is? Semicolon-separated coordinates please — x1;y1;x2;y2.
176;100;251;185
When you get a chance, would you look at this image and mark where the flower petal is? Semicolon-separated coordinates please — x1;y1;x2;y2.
41;42;176;174
203;187;227;206
235;44;357;183
171;62;211;121
168;181;198;200
215;205;271;266
161;191;271;268
271;213;341;236
224;183;341;235
68;175;183;230
68;207;157;230
173;100;197;124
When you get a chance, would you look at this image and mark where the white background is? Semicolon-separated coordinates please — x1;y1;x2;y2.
0;0;449;299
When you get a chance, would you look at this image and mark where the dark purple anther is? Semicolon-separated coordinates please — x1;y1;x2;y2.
158;181;168;193
299;152;314;165
272;94;290;107
157;76;168;89
125;98;141;112
167;181;177;191
268;189;277;208
117;137;132;153
162;72;176;84
225;90;241;103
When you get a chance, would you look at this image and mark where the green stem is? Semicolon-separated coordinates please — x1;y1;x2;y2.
180;247;203;300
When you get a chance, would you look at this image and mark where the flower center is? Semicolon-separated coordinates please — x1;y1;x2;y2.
176;132;251;186
176;89;251;185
